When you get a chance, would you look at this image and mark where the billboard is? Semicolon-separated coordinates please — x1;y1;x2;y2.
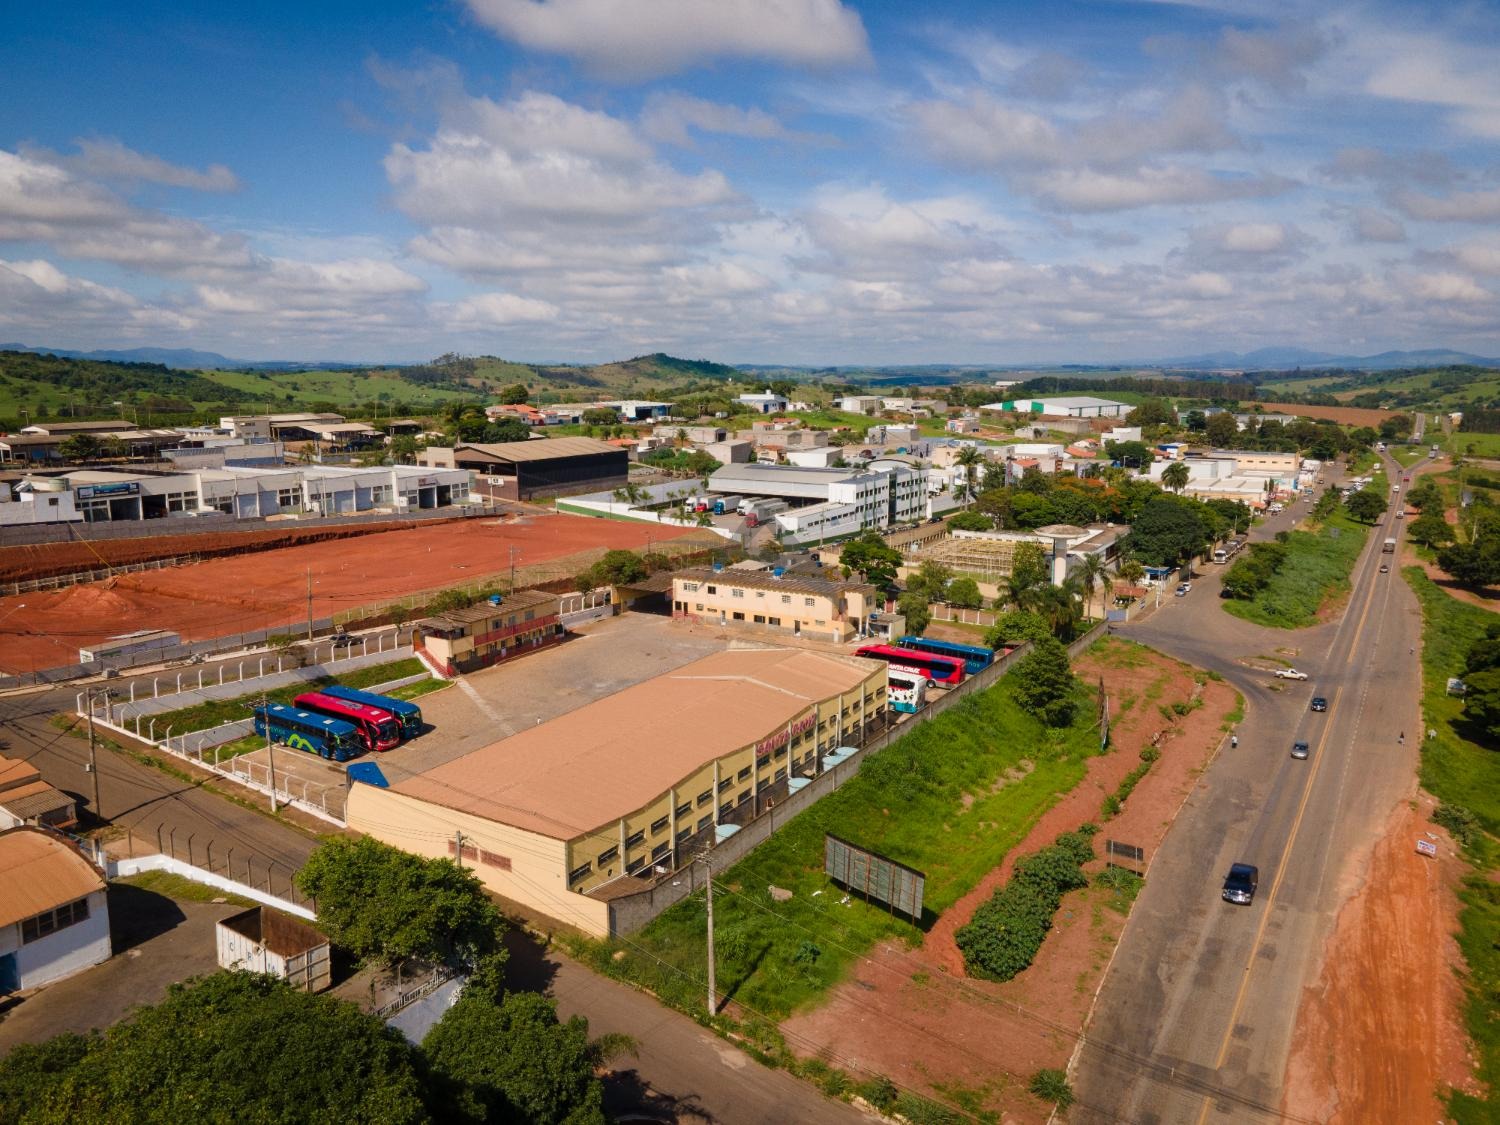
76;481;140;499
824;833;925;922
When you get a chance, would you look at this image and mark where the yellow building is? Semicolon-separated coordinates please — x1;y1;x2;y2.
670;566;879;643
347;647;887;936
413;590;561;677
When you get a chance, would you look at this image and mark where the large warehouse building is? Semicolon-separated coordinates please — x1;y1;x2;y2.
418;437;627;500
348;647;887;936
981;396;1131;418
706;461;930;543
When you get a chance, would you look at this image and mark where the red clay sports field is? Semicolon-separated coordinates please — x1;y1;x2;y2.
0;513;701;674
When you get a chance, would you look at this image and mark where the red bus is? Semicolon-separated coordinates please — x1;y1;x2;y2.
854;644;964;686
293;691;401;752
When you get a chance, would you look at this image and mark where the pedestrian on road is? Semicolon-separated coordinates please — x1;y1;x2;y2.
1399;731;1405;745
1230;735;1238;749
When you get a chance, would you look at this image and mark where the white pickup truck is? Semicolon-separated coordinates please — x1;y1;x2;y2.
1274;668;1309;680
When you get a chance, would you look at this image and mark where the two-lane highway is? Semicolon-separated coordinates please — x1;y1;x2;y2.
1073;456;1424;1122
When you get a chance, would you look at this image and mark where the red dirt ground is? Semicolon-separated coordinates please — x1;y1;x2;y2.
1280;794;1476;1122
781;642;1233;1121
1258;401;1395;427
0;513;700;673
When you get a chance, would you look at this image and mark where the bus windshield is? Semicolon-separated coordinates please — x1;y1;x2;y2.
378;720;400;743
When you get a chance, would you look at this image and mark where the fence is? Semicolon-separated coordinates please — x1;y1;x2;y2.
929;605;999;628
4;553;204;596
111;838;315;918
607;638;1035;934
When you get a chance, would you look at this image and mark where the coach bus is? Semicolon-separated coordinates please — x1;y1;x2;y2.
854;643;965;686
293;691;401;753
253;703;361;762
320;684;423;741
896;635;994;676
887;669;928;714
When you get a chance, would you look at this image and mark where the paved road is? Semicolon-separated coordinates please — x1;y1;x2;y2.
1073;457;1423;1122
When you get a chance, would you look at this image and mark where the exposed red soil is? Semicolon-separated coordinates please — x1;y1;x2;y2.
1281;794;1477;1122
0;515;475;584
1258;402;1396;426
781;644;1233;1121
0;514;699;673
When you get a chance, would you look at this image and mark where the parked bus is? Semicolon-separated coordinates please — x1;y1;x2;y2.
854;643;964;686
896;635;994;676
253;703;361;762
293;691;401;752
319;684;423;740
887;669;927;714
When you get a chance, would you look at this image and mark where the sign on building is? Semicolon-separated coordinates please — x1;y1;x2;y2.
824;833;925;922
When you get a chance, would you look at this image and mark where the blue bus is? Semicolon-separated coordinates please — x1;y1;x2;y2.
897;636;994;676
253;703;362;762
320;684;424;740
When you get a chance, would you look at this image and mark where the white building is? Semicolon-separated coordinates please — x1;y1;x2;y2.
980;396;1131;419
708;461;928;545
736;389;789;414
0;827;111;991
835;395;884;415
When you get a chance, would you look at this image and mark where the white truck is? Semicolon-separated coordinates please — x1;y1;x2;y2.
1383;537;1397;553
743;498;789;527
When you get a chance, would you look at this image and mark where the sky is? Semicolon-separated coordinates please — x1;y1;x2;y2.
3;0;1500;365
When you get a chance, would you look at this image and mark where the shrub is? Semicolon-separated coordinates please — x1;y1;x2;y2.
1029;1068;1075;1108
1433;803;1480;849
854;1075;898;1112
893;1091;962;1125
956;829;1092;981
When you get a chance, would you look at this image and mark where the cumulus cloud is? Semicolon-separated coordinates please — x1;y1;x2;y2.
1393;186;1500;223
1210;23;1327;90
463;0;869;80
1174;221;1310;271
1359;28;1500;138
445;291;560;325
640;93;796;148
1026;165;1292;212
60;138;240;192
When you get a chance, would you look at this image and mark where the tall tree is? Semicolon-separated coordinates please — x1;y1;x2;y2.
1160;460;1191;495
954;446;984;505
839;530;902;591
1345;489;1387;523
1011;636;1077;726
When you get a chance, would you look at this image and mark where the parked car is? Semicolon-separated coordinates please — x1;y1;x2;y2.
1222;863;1259;905
1175;582;1192;596
1274;668;1309;680
1310;696;1329;712
329;632;357;648
1291;740;1310;760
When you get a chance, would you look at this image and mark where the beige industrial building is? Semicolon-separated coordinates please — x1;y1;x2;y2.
413;590;562;677
670;566;880;642
347;648;887;937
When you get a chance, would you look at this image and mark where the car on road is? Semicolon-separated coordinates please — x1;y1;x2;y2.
1274;668;1309;680
1404;475;1411;482
1222;863;1259;905
1391;484;1400;492
1291;740;1310;760
1175;582;1191;596
1380;563;1390;573
1310;696;1329;712
329;632;357;648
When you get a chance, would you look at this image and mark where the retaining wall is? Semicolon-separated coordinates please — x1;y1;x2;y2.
111;854;315;921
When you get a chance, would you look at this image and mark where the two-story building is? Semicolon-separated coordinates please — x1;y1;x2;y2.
670;566;879;642
413;590;562;677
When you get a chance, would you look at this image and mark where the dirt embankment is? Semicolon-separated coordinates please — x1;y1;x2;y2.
781;641;1235;1122
1281;794;1476;1121
1258;402;1396;427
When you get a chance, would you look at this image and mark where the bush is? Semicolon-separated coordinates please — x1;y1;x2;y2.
1433;803;1481;849
854;1075;899;1112
1012;637;1076;725
892;1091;962;1125
1029;1067;1075;1108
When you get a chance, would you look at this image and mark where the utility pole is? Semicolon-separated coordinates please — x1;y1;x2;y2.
701;850;717;1016
509;546;519;591
85;687;106;822
306;566;314;642
454;830;465;869
260;692;279;813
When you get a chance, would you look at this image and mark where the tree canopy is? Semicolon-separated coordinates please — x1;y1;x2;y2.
839;530;902;591
1344;489;1388;523
1120;495;1210;568
1010;636;1077;726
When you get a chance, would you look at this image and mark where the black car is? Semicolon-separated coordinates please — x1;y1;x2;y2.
1310;697;1328;712
1222;863;1259;905
329;632;357;648
1291;740;1310;760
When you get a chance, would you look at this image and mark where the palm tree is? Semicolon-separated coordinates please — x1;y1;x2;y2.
1039;575;1085;639
1077;553;1112;619
1002;570;1044;613
955;446;984;505
1161;460;1191;494
1119;558;1146;587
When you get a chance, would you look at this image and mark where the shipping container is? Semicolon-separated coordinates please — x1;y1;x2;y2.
217;907;331;992
79;629;181;664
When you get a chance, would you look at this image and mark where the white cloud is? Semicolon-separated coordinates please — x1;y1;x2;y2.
1393;186;1500;223
1406;271;1491;303
65;138;240;192
1360;30;1500;138
640;93;795;148
446;291;560;325
1027;165;1292;212
463;0;869;80
1350;207;1406;243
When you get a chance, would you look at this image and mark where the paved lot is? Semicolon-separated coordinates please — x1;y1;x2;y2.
375;614;730;784
0;882;240;1054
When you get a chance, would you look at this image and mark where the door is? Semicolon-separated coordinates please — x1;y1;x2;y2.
0;952;18;993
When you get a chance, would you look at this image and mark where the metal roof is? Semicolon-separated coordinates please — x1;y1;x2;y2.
455;437;622;462
675;566;875;599
0;827;104;928
0;780;75;821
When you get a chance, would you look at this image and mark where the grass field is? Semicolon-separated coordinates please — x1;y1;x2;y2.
1222;504;1374;628
1404;568;1500;1121
565;674;1102;1023
148;657;444;736
1450;432;1500;460
204;367;478;407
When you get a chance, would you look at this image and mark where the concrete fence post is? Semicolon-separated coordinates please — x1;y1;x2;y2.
149;718;156;742
153;677;159;698
197;669;204;689
75;691;83;713
129;682;136;703
218;665;224;685
175;673;182;692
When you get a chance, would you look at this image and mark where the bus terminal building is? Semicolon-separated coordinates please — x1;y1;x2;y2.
347;647;886;936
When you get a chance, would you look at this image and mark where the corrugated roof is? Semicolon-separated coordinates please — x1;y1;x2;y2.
0;827;104;928
0;780;75;821
676;567;874;599
417;589;558;627
391;648;879;840
456;437;621;462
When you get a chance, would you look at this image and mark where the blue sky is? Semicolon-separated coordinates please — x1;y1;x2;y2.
3;0;1500;364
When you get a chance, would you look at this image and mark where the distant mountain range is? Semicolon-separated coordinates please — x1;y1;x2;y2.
1153;347;1500;371
0;343;373;371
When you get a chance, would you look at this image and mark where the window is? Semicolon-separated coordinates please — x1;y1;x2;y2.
720;801;734;817
738;766;752;781
627;855;646;873
718;778;733;793
738;790;752;805
732;612;744;621
774;767;787;782
597;846;619;865
20;897;90;944
697;789;713;807
695;815;711;833
707;585;717;594
684;581;700;592
695;603;704;611
753;615;765;624
651;815;669;835
675;801;691;818
626;829;645;849
757;779;771;793
781;594;792;604
651;842;671;861
731;588;744;598
804;597;815;606
676;827;692;843
568;862;592;884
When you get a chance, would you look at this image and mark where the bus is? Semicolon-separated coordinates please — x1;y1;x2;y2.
293;691;401;753
320;684;424;741
253;703;361;762
854;643;964;686
887;669;927;714
896;635;994;676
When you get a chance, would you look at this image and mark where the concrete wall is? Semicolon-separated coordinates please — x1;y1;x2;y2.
0;888;111;989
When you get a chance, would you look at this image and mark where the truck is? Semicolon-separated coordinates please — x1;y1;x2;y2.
1383;537;1397;553
1212;538;1246;565
712;495;743;516
743;498;789;527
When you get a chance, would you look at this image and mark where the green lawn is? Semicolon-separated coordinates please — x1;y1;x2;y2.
1221;507;1372;628
1404;568;1500;1121
565;676;1103;1022
1451;432;1500;460
149;658;443;735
